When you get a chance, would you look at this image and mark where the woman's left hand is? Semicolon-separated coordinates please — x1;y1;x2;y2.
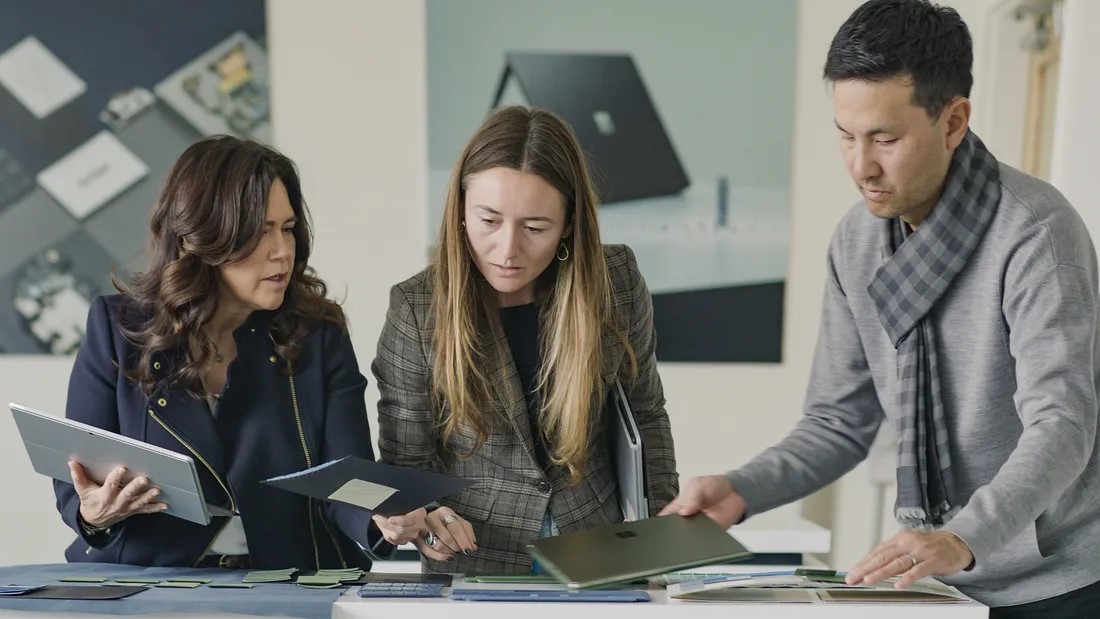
372;508;427;545
421;506;477;556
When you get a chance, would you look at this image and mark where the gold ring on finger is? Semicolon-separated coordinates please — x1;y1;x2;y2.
441;513;458;526
905;553;919;568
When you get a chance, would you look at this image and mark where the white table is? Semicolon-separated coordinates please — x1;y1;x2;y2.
730;509;831;558
0;566;987;619
333;567;988;618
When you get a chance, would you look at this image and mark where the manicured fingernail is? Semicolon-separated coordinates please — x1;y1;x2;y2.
463;549;472;556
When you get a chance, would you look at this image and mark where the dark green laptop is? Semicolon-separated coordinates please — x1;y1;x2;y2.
527;514;753;589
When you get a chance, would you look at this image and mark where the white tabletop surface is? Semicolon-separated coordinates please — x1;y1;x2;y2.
333;565;987;619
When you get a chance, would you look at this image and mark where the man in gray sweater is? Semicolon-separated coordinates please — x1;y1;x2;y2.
663;1;1100;616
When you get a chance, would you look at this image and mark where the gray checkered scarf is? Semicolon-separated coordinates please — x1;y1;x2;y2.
867;130;1001;529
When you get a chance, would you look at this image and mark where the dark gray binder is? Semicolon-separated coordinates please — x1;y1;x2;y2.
608;380;647;521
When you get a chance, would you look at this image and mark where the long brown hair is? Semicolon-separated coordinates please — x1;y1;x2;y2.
432;106;634;482
116;136;344;396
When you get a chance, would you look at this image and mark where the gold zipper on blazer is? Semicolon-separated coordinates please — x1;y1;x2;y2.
147;408;237;566
191;517;234;568
288;374;321;570
148;409;236;512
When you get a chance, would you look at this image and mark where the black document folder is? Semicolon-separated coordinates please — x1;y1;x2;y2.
23;585;147;600
261;456;475;517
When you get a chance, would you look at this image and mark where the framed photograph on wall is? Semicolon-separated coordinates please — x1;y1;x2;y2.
0;1;268;355
425;0;797;362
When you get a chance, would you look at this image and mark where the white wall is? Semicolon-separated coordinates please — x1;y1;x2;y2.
266;0;428;435
1050;0;1100;227
3;0;1094;570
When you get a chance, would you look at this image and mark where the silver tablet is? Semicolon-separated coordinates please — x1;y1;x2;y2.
11;402;229;525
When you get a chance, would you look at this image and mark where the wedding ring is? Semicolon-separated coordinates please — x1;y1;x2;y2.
441;513;458;526
905;553;919;568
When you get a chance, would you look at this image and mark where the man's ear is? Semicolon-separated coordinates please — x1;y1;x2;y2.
943;96;971;150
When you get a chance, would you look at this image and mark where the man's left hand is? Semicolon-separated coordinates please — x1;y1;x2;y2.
846;530;974;589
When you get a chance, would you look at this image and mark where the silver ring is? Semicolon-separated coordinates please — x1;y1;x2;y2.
905;553;919;568
423;531;437;548
441;513;458;526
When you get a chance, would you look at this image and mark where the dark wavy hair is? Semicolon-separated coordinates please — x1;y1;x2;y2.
115;135;345;396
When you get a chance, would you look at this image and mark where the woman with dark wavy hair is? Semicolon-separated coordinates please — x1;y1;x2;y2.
54;136;388;569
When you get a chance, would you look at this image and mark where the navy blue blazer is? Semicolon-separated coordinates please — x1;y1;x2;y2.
55;294;387;569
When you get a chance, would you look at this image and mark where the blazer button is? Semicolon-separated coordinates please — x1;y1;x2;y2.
157;398;167;407
536;480;551;494
269;355;277;363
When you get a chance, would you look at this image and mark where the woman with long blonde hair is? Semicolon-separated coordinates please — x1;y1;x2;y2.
371;106;678;573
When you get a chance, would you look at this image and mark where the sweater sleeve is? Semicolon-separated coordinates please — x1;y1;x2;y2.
942;262;1098;565
726;231;885;516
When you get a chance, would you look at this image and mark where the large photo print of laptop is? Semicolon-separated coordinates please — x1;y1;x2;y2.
10;402;234;525
426;2;797;362
429;49;791;299
486;50;786;295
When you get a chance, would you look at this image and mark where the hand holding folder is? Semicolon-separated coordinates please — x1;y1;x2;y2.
261;456;475;516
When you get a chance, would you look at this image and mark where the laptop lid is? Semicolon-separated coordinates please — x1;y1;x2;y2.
527;513;753;589
10;402;216;525
492;52;689;204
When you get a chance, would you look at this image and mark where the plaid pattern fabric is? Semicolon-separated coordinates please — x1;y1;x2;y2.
372;244;678;573
867;131;1001;528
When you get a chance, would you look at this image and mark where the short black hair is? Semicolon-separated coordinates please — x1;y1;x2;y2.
824;0;973;119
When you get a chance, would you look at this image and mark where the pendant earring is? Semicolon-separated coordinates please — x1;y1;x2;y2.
556;241;570;261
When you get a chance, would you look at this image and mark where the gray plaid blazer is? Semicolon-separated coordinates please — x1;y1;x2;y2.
372;244;678;573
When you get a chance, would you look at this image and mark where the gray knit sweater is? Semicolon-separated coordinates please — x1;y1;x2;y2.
728;164;1100;607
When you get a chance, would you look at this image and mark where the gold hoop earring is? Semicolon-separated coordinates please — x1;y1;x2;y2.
556;241;570;261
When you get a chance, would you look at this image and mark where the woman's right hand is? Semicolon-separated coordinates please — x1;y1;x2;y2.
70;461;167;528
372;507;428;546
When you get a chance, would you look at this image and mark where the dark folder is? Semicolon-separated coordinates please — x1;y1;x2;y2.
261;456;475;517
22;585;147;600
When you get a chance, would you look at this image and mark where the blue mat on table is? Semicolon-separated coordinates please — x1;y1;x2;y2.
0;563;344;619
